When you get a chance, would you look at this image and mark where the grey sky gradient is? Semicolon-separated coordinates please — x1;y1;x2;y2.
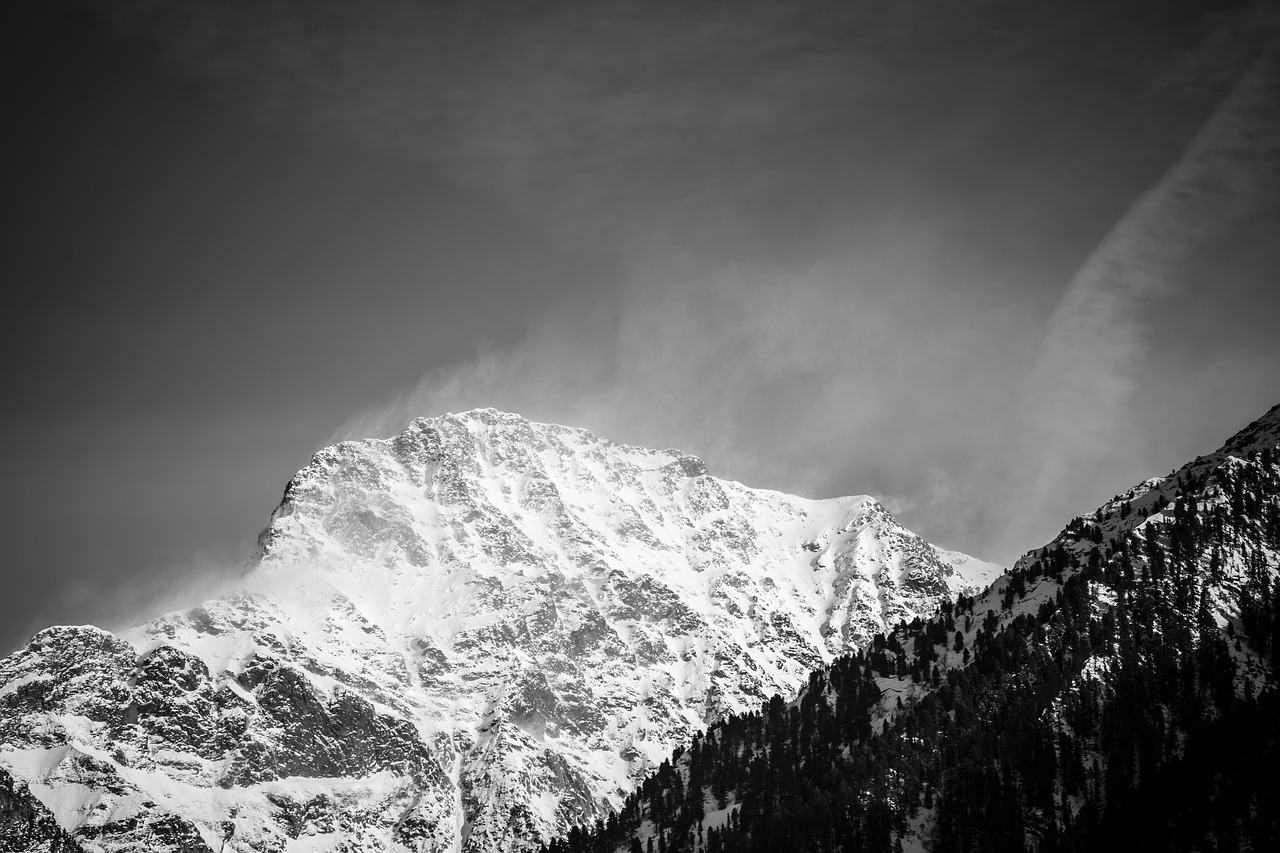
3;0;1278;654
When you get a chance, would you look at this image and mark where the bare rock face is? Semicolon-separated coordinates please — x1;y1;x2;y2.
0;409;999;852
1;765;86;853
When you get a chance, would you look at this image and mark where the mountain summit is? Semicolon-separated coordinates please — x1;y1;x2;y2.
0;409;997;853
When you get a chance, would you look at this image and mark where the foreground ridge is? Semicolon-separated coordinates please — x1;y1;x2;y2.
0;409;995;853
557;404;1280;853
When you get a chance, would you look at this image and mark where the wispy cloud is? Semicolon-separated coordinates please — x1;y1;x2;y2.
101;0;1280;568
104;0;1101;244
335;235;1032;554
1003;44;1280;558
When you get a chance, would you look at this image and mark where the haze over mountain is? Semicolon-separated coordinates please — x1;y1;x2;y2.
4;0;1278;657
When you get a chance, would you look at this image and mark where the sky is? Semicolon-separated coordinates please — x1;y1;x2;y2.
3;0;1278;654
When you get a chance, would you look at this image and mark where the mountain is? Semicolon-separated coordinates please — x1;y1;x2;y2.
0;409;997;853
563;403;1280;853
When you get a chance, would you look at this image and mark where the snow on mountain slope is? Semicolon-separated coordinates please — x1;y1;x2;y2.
929;548;1002;597
0;409;997;853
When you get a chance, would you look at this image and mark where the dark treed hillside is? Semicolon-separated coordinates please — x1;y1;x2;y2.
547;405;1280;853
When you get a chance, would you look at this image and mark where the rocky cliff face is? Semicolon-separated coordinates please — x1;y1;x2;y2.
0;409;998;853
1;766;85;853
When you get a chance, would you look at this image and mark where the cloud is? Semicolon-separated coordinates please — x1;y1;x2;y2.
104;0;1119;246
100;0;1280;570
1003;44;1280;559
335;232;1034;561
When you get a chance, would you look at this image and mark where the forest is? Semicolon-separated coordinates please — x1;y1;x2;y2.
545;445;1280;853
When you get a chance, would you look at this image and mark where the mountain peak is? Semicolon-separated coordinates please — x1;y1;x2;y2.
1;412;994;853
1217;402;1280;460
373;408;706;479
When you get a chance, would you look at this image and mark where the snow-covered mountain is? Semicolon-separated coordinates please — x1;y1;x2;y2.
0;409;998;853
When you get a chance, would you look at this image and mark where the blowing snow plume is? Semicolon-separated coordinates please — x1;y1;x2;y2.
336;245;1025;506
103;0;1280;565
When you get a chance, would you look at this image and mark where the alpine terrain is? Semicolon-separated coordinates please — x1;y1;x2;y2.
0;409;999;853
565;404;1280;853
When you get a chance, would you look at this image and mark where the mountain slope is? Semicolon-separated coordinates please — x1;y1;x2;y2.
571;403;1280;853
0;409;995;853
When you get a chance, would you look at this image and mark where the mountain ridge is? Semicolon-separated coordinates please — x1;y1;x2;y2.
567;402;1279;853
0;408;997;853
